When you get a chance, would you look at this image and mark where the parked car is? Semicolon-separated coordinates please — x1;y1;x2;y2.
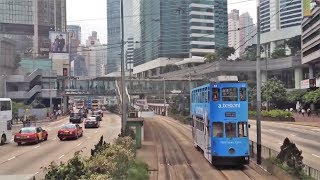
14;127;48;145
69;113;83;123
84;116;100;128
58;123;83;140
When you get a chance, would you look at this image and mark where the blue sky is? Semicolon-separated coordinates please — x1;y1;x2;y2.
67;0;257;44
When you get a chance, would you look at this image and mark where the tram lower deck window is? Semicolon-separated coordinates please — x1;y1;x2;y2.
212;122;223;137
238;122;248;137
225;122;237;138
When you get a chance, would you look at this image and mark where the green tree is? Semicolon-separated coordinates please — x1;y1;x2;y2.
240;44;264;61
216;47;235;59
286;89;307;104
12;101;29;114
286;35;301;55
204;53;219;62
262;77;287;109
162;64;180;73
276;138;304;176
302;89;320;104
271;45;287;59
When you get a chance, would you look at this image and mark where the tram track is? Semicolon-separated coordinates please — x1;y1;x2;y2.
149;120;200;180
153;115;277;180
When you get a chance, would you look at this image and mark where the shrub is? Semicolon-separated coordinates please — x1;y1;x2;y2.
44;136;148;180
249;110;293;119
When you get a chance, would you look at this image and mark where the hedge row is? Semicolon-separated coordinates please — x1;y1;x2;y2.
249;110;293;119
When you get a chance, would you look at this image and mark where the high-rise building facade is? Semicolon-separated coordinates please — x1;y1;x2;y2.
239;12;255;54
0;0;66;58
81;32;106;78
106;0;121;74
133;0;190;66
259;0;302;55
228;9;240;58
126;37;134;70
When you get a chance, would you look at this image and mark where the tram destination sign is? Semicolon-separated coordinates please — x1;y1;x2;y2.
225;112;236;118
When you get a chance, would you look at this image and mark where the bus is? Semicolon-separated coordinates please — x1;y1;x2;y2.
0;98;13;145
91;99;100;110
76;100;85;109
191;76;249;165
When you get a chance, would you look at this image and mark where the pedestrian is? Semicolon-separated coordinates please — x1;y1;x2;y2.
301;108;305;116
307;108;311;117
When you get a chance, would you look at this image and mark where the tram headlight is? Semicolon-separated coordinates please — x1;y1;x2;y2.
228;148;235;154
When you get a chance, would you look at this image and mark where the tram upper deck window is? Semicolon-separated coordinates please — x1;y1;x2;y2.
238;122;248;137
222;88;238;101
240;87;246;101
212;88;220;101
212;122;223;137
225;122;237;138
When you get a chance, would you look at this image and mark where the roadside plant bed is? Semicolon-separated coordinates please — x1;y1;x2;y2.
249;110;295;122
44;134;149;180
264;138;314;180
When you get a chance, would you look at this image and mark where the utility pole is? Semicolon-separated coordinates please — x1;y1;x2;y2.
256;1;262;165
120;0;127;131
163;78;166;116
189;73;192;116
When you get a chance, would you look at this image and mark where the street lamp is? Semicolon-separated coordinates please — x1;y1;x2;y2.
163;78;166;116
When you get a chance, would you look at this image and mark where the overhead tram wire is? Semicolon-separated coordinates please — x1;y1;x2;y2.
67;0;256;22
233;0;295;51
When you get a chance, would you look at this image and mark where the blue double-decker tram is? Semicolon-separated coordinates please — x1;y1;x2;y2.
191;76;249;165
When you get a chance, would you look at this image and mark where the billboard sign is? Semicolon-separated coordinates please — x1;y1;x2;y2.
49;31;68;53
300;79;310;89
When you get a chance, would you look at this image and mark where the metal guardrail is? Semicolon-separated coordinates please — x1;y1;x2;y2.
250;140;320;180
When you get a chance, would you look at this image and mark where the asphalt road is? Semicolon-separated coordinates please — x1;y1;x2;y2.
249;120;320;170
0;112;121;180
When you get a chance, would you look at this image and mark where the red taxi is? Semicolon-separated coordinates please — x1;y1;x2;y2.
14;127;48;146
58;123;83;140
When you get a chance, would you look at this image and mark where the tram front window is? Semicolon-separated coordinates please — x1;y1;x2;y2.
222;88;238;101
225;123;237;138
238;122;248;137
212;122;223;137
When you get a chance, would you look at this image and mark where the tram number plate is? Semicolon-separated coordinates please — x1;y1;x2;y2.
225;112;236;117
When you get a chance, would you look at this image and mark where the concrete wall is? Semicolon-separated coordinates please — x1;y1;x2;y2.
18;108;48;120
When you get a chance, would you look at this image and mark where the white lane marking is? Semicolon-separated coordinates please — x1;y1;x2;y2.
269;129;275;132
58;155;65;159
10;138;14;142
86;136;90;139
34;172;39;175
8;156;16;161
34;145;40;149
76;143;81;147
290;134;296;137
95;130;98;133
52;138;57;140
278;142;282;145
312;154;320;158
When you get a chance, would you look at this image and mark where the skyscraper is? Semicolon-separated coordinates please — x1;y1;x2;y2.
133;0;190;66
239;12;255;55
228;9;240;58
0;0;66;58
259;0;302;55
106;0;121;74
